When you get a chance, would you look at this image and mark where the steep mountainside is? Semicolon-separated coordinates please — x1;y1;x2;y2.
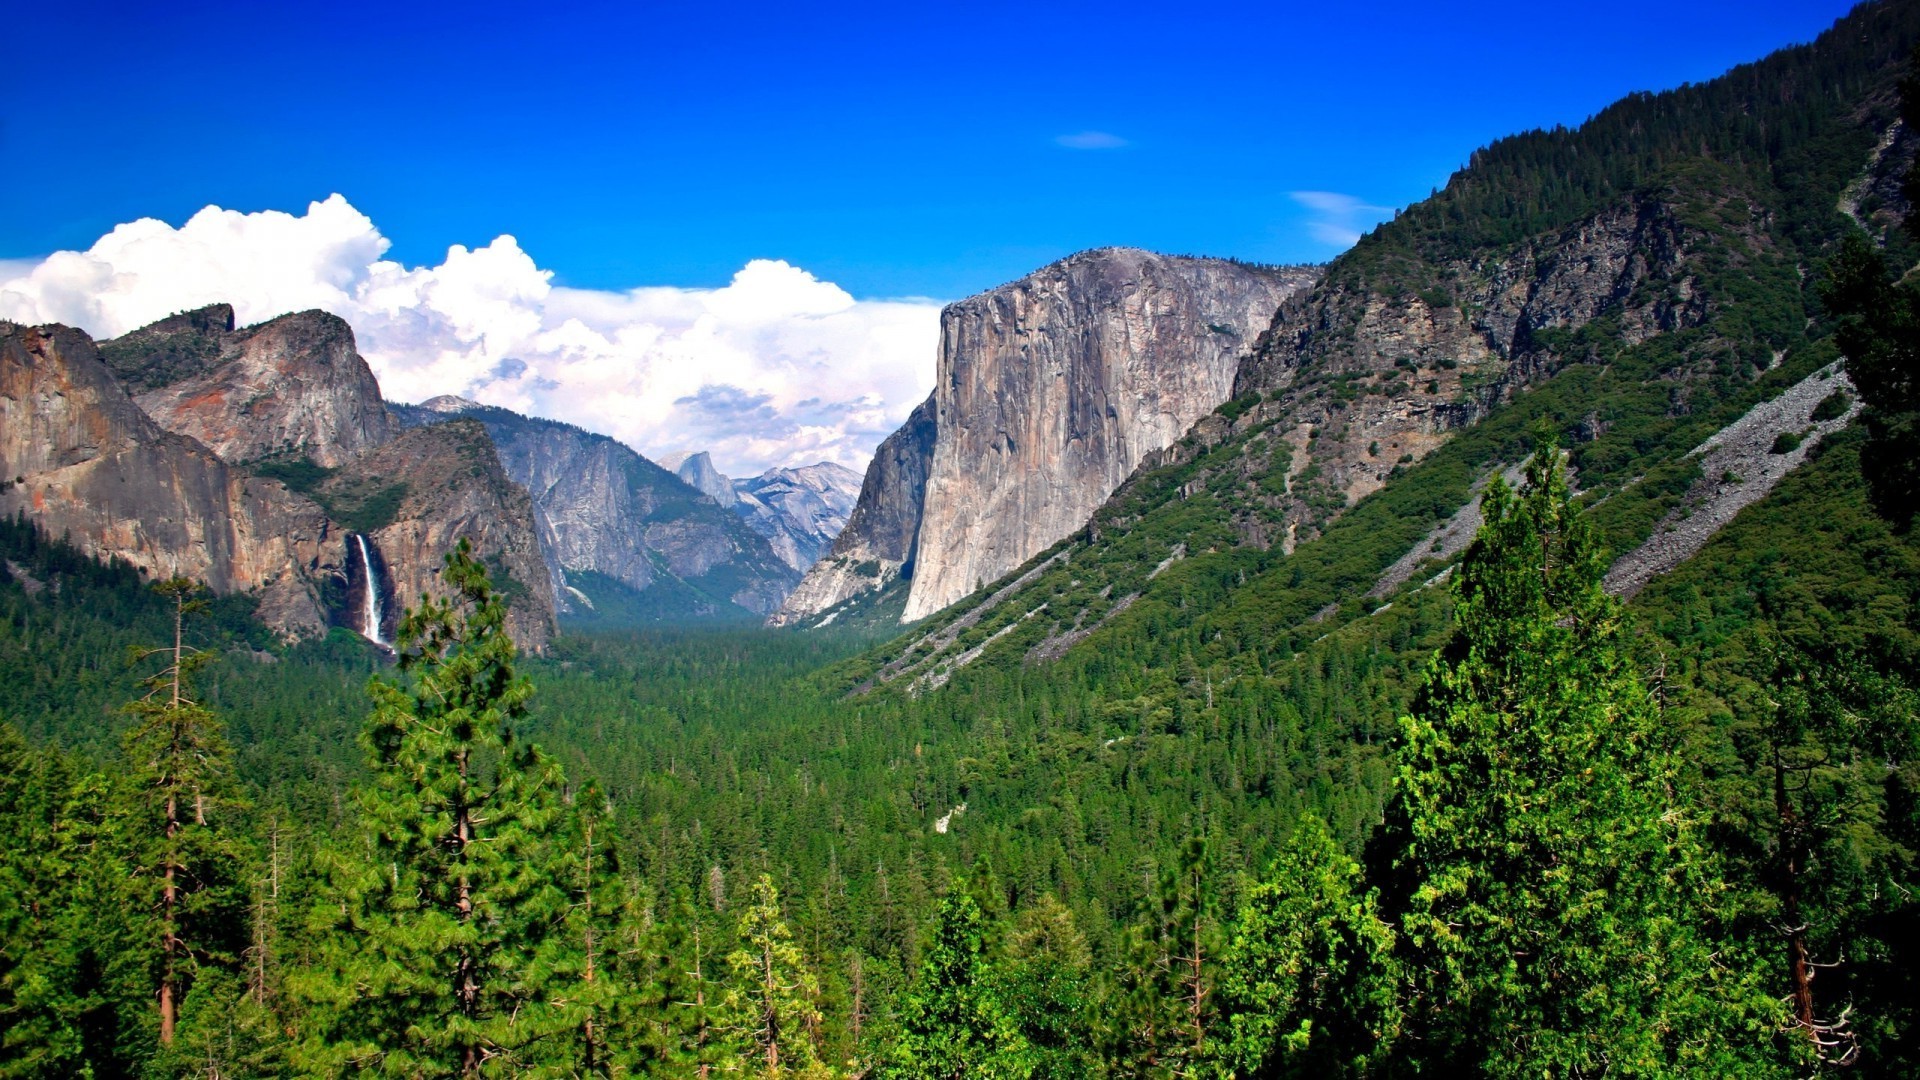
4;310;557;648
0;322;334;635
774;249;1318;626
392;399;800;620
100;304;396;467
768;395;937;626
323;419;556;650
732;461;863;572
824;0;1920;695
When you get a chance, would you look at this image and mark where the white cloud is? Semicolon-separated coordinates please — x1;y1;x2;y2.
0;195;942;477
1290;190;1394;248
1054;131;1128;150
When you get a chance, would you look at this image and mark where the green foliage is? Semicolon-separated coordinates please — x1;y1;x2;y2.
882;891;1034;1080
1772;430;1804;454
1811;388;1853;422
1215;816;1396;1078
723;874;830;1077
246;452;335;494
1824;231;1920;527
1377;447;1781;1076
293;540;578;1076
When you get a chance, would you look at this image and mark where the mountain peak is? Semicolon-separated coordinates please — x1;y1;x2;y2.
417;394;484;414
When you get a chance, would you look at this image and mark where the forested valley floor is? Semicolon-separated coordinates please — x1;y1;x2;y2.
9;5;1920;1075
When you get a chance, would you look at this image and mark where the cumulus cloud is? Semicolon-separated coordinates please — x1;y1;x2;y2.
1054;131;1128;150
1290;190;1394;248
0;195;941;477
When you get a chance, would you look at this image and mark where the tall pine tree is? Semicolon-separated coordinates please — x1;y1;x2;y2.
1375;445;1781;1076
294;540;576;1077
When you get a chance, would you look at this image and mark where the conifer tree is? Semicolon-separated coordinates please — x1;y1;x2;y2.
294;540;575;1077
122;578;244;1051
999;894;1094;1079
1214;815;1396;1078
723;874;828;1077
1377;445;1781;1076
881;890;1033;1080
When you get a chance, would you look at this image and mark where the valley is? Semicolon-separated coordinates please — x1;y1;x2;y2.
3;2;1920;1076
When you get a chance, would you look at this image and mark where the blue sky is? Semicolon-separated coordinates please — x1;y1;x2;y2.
1;0;1860;301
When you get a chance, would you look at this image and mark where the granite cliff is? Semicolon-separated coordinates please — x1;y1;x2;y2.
3;311;557;649
768;395;937;626
392;400;800;619
0;322;333;635
101;304;397;467
818;0;1917;692
772;248;1317;626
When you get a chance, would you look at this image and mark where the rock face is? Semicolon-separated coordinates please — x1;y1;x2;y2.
101;305;396;467
323;420;555;650
775;249;1314;626
659;451;737;506
1175;183;1744;555
904;249;1314;620
391;400;800;618
0;322;334;634
768;394;937;626
7;309;556;649
732;462;863;572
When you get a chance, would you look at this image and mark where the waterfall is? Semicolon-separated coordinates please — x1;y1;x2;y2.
354;534;386;646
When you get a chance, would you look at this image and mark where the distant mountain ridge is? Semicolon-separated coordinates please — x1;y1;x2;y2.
657;451;864;572
390;400;802;621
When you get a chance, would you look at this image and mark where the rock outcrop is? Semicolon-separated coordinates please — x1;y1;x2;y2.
323;420;556;650
773;249;1316;626
768;394;937;626
392;400;800;618
0;322;334;634
659;451;737;506
101;305;396;467
732;462;863;572
10;309;557;648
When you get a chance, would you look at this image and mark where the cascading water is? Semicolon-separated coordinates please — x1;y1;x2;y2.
354;534;387;647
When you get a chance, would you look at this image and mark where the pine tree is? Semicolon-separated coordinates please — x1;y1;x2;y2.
1215;815;1397;1078
1377;445;1782;1076
122;577;245;1053
881;890;1033;1080
723;874;828;1077
293;540;576;1077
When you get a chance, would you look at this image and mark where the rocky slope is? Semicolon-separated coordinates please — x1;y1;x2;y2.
100;304;396;467
4;309;557;649
732;462;863;572
392;400;800;619
773;248;1317;626
0;322;334;635
822;0;1918;691
321;419;555;649
769;395;937;627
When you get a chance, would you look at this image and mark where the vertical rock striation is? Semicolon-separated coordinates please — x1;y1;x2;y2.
903;249;1315;620
773;248;1317;627
0;322;334;635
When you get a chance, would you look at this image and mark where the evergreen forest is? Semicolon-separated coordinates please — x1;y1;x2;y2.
6;4;1920;1077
